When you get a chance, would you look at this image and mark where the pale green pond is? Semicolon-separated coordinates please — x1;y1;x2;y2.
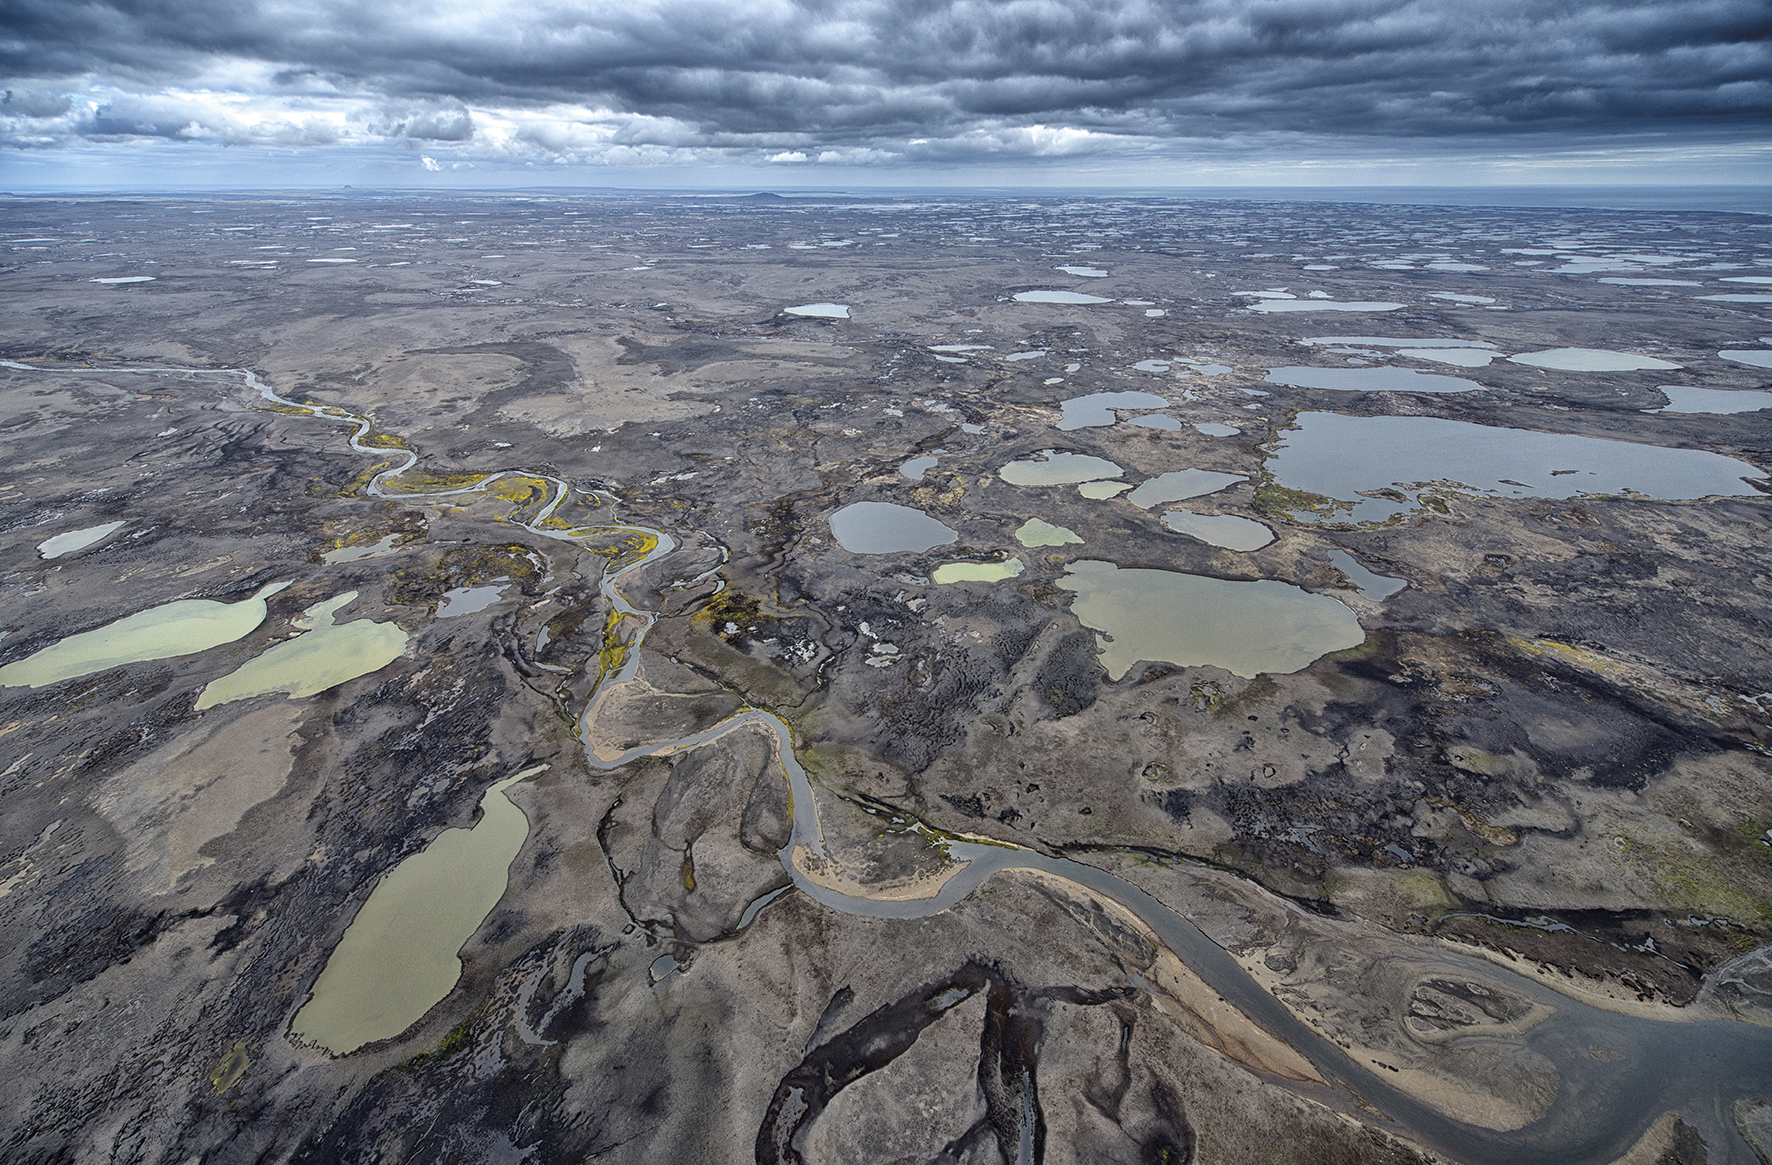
290;765;547;1055
0;581;291;689
932;558;1025;584
37;521;127;559
1078;480;1132;499
195;592;408;710
1057;560;1365;680
1015;518;1082;547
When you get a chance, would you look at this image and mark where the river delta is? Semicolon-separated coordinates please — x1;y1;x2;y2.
1;192;1771;1164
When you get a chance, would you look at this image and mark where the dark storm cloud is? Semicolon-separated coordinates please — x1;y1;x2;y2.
2;0;1767;156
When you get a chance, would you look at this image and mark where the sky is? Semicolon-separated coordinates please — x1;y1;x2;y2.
2;0;1769;190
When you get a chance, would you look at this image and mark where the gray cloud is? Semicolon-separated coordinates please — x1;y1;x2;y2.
1;0;1766;166
2;89;74;118
365;100;476;142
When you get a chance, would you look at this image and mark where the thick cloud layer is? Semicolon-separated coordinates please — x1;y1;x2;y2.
2;0;1768;173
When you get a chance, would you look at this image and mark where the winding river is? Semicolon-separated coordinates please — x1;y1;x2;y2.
8;358;1771;1163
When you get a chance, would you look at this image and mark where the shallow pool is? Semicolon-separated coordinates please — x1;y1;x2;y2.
1398;348;1496;368
1265;366;1482;394
1126;469;1246;509
289;765;547;1054
1161;511;1275;550
1057;391;1170;430
1649;386;1772;415
1327;549;1407;599
1249;300;1406;313
899;455;939;480
195;591;408;710
436;585;506;617
829;501;958;553
1015;518;1082;547
1267;411;1767;523
1302;337;1496;349
932;558;1025;584
1057;560;1365;680
1508;349;1680;372
1014;290;1112;304
785;303;850;318
36;521;126;559
998;452;1124;486
0;581;291;689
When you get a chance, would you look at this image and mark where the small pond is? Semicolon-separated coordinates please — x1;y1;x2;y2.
829;502;958;553
1266;411;1768;523
1265;366;1482;394
1161;511;1274;551
1057;560;1365;680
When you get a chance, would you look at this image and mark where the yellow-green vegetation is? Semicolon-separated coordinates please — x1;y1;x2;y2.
319;460;393;498
910;471;968;512
797;741;883;786
487;475;550;506
397;1001;489;1074
693;588;764;640
1217;674;1277;716
208;1040;251;1096
1620;829;1772;935
1509;637;1636;683
380;469;492;494
597;609;633;682
389;544;540;606
358;431;410;450
1253;474;1346;521
539;492;605;529
605;530;659;565
1396;872;1456;918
